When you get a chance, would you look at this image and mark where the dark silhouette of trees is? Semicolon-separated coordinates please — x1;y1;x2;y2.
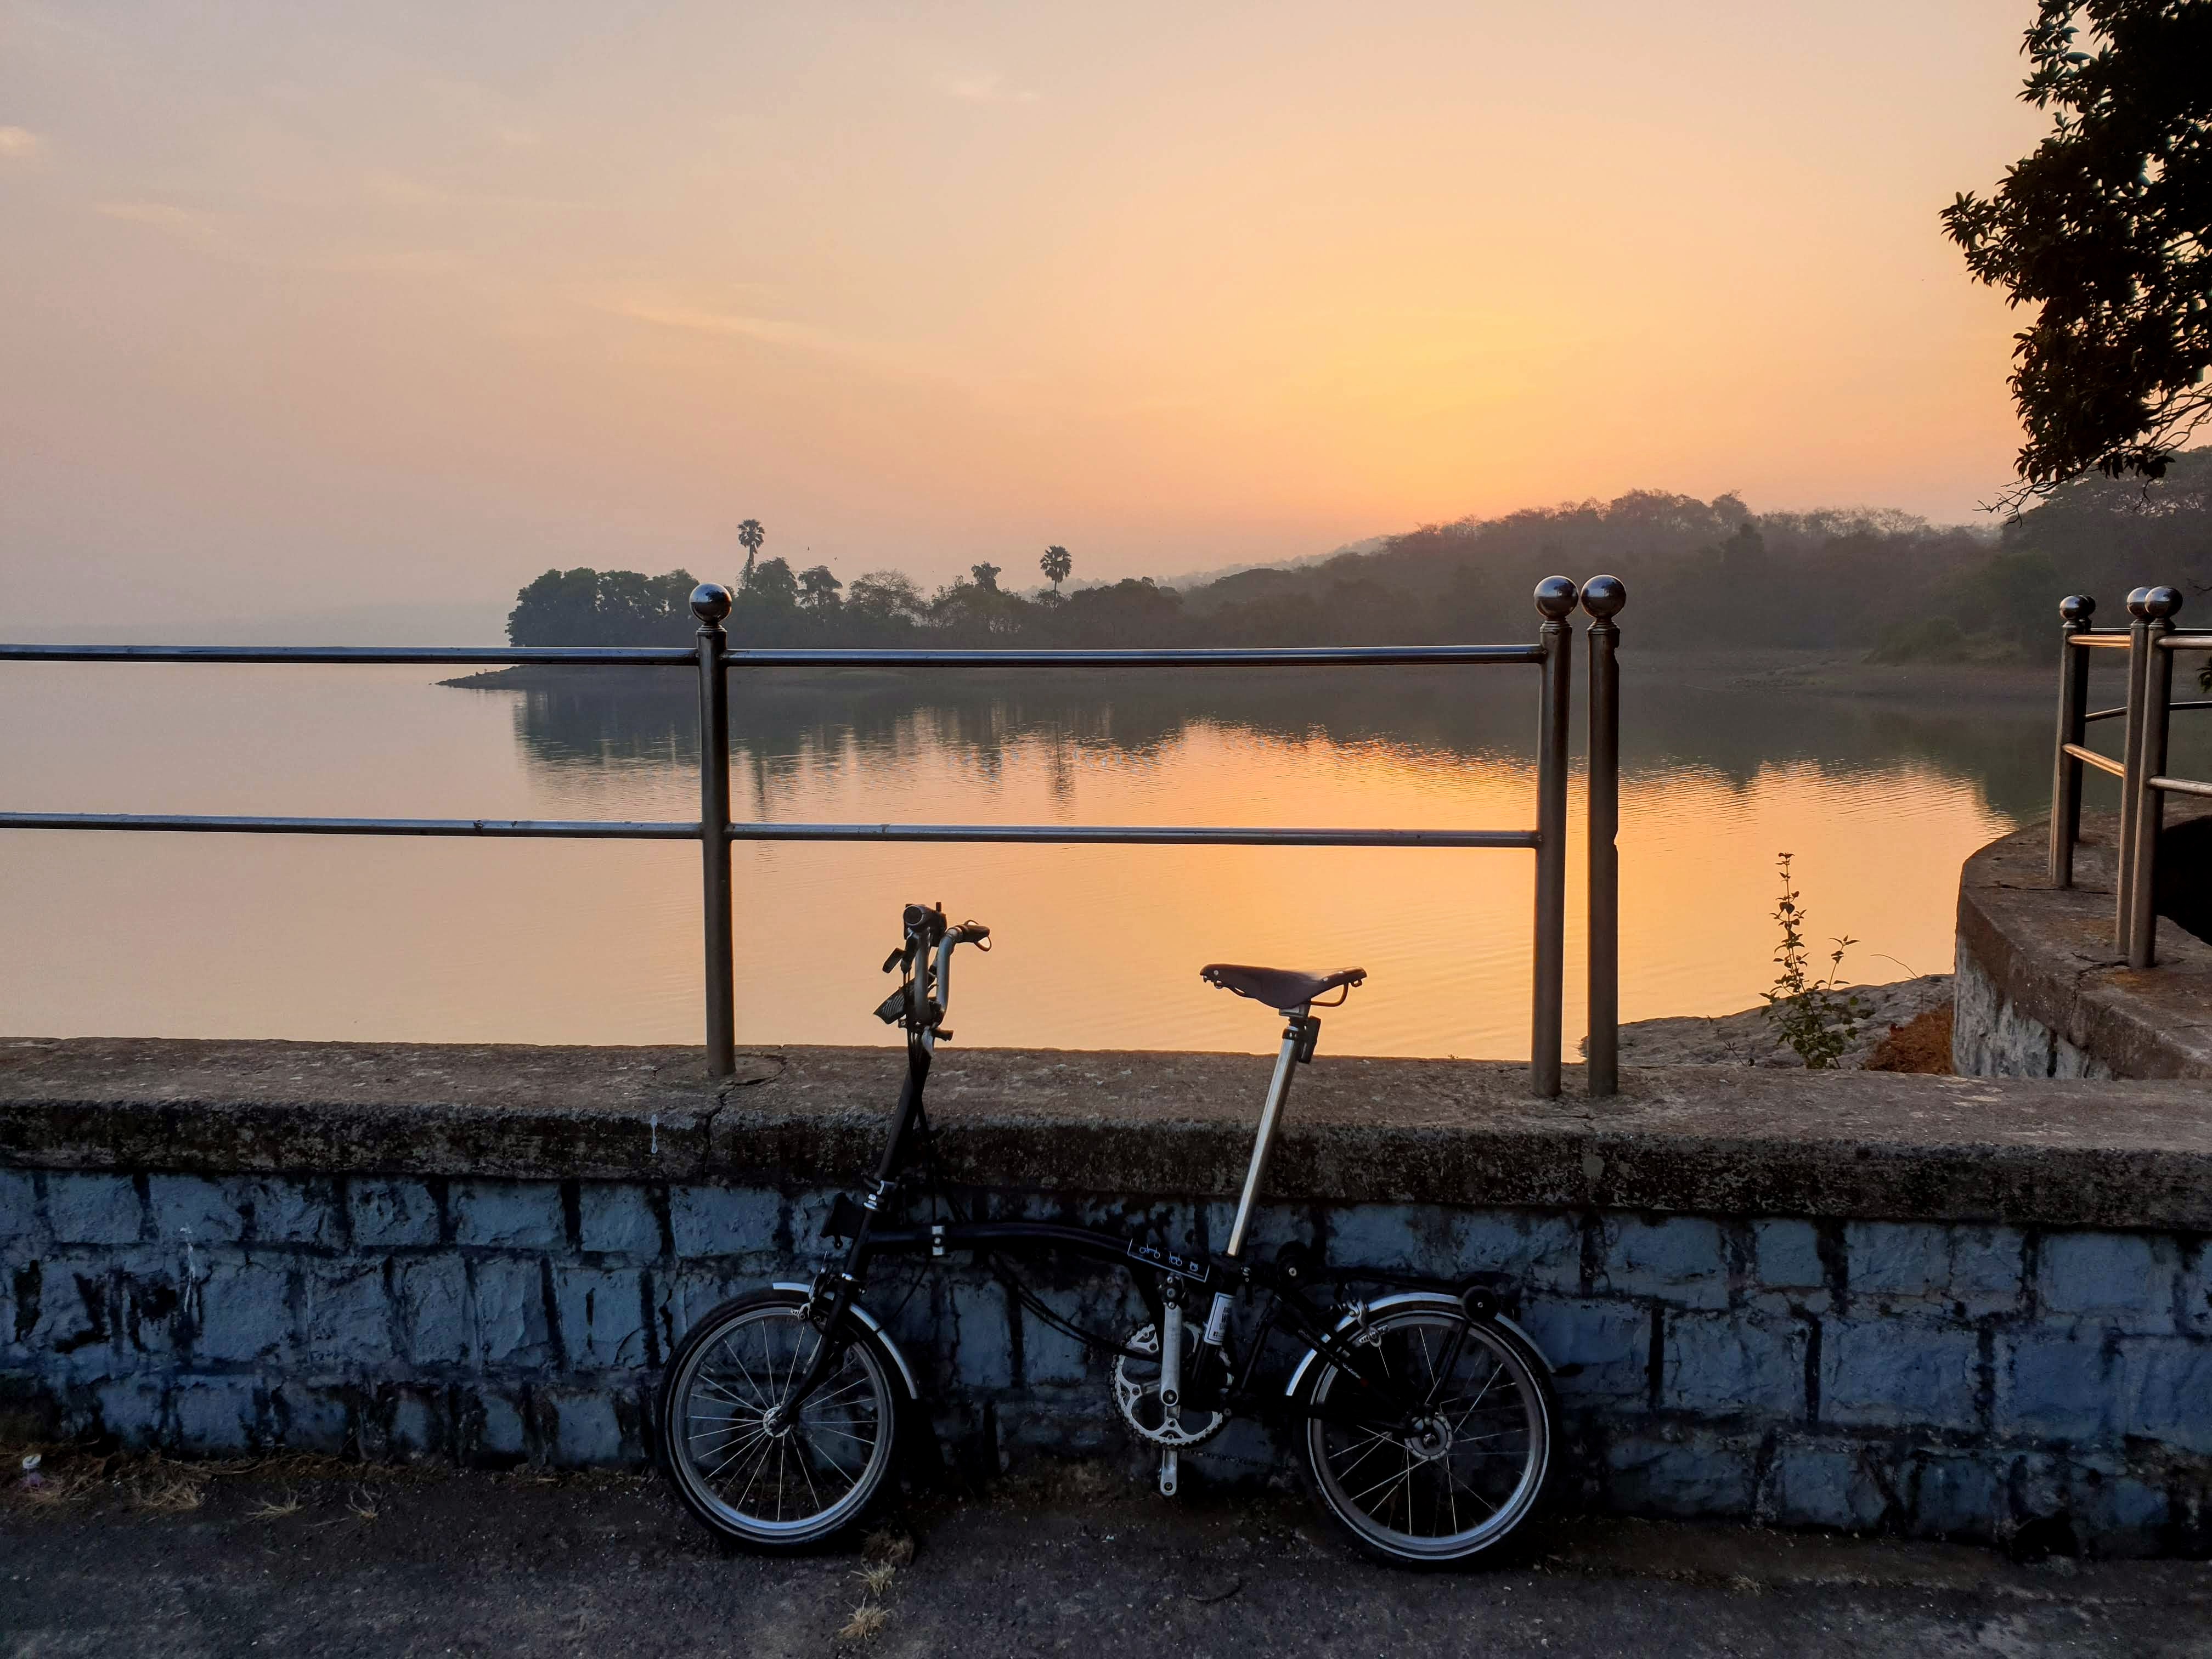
1040;545;1073;596
506;567;699;645
740;555;799;618
847;570;926;632
797;565;843;613
737;519;766;582
504;464;2212;656
1943;0;2212;497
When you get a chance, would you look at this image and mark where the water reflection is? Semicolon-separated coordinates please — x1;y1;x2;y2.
0;658;2095;1057
505;663;2059;820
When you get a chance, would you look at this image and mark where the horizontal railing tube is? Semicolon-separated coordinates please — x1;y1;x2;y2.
0;813;699;838
2091;699;2212;721
721;644;1548;669
725;822;1540;848
0;645;696;666
2061;743;2128;779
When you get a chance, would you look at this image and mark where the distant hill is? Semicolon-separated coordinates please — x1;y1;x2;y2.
503;454;2212;657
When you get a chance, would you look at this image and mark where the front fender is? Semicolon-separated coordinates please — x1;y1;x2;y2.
772;1281;922;1400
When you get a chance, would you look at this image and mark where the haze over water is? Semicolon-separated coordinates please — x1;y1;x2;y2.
0;659;2109;1060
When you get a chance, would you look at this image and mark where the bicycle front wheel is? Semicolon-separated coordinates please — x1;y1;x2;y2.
1295;1302;1555;1566
658;1289;902;1550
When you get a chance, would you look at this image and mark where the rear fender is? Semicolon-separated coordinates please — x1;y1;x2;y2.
1282;1291;1554;1398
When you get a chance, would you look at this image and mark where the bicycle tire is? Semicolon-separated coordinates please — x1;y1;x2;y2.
1293;1300;1556;1567
657;1288;905;1551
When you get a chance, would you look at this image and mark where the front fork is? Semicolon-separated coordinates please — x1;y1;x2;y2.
778;1047;932;1419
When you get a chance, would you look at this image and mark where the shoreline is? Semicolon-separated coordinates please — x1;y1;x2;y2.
441;648;2081;705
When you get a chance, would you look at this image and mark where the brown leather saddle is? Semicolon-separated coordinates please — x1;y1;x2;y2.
1200;963;1367;1013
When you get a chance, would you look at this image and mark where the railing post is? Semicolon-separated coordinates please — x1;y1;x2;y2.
2049;595;2095;888
2128;586;2182;968
692;584;737;1076
2116;588;2154;958
1581;575;1625;1098
1531;576;1579;1099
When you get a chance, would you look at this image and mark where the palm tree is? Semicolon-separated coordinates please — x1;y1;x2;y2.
737;519;766;583
1040;544;1072;595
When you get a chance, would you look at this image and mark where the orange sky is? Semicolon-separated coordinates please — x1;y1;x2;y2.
1;2;2051;634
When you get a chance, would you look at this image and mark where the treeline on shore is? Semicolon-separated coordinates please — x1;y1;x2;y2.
505;450;2212;658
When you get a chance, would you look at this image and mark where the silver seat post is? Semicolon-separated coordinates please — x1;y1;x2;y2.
1223;1009;1308;1260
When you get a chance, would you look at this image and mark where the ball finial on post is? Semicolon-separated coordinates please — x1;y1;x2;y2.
2144;585;2183;622
1581;574;1627;620
2126;586;2154;619
2059;594;2096;627
1533;576;1580;621
690;583;734;625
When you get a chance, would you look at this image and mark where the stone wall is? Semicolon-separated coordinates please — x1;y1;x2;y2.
1954;812;2212;1081
7;1160;2210;1556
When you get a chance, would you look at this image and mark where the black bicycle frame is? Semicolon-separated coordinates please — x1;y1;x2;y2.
777;1018;1491;1431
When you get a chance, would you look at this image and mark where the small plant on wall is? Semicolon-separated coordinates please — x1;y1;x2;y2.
1763;853;1864;1069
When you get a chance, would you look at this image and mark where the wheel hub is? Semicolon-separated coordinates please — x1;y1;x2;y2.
1407;1414;1452;1462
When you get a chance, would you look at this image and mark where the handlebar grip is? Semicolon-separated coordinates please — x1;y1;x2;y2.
951;921;990;945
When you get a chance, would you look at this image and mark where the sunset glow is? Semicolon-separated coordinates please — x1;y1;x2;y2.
3;2;2047;630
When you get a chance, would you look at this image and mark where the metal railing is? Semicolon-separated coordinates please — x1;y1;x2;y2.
2049;584;2212;967
1;574;1627;1096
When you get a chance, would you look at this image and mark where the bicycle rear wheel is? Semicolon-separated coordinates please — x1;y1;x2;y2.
1294;1301;1555;1566
658;1289;902;1550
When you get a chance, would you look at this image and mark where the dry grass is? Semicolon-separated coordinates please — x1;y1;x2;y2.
14;1468;101;1508
854;1562;896;1596
0;1443;454;1520
861;1528;915;1567
838;1603;890;1642
133;1474;206;1514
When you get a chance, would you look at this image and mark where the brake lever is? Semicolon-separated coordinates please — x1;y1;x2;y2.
882;947;905;974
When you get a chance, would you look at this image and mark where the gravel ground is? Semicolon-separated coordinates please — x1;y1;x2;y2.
3;1455;2208;1657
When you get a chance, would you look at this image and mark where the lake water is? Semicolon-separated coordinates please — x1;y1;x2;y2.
0;655;2164;1059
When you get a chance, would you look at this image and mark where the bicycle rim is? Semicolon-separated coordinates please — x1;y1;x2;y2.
1302;1308;1551;1562
666;1301;896;1545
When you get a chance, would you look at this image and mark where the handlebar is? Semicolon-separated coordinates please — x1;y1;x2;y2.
878;901;990;1036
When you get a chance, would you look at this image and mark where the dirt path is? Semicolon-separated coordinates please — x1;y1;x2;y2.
4;1458;2208;1657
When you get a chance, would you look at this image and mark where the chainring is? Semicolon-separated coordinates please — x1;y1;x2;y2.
1111;1321;1232;1448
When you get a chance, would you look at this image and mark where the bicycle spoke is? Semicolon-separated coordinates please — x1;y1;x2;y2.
692;1372;757;1409
720;1429;778;1498
1442;1458;1502;1517
687;1420;764;1457
790;1429;823;1514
